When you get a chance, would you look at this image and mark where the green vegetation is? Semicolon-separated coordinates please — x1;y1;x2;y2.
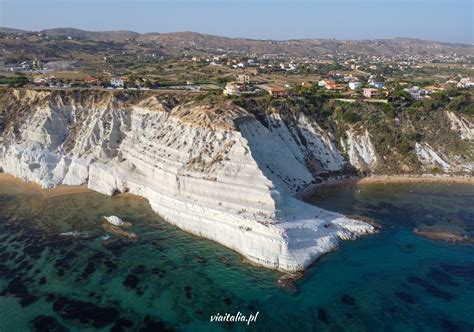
234;86;472;175
216;76;233;87
0;75;28;87
342;111;361;123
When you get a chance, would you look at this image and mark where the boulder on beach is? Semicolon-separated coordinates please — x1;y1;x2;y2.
103;215;132;227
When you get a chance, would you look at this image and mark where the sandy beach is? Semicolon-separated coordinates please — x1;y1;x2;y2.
298;174;474;198
0;173;91;198
357;175;474;185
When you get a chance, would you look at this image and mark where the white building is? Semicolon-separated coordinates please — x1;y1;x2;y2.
369;81;385;88
237;74;250;84
349;82;362;90
404;86;431;101
318;80;328;87
223;82;246;96
458;78;474;89
110;78;124;88
407;87;422;100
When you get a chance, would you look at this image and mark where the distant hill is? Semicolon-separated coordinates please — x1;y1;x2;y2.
0;27;25;34
39;28;140;42
0;27;472;57
137;32;473;56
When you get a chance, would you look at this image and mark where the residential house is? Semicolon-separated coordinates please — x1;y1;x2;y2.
33;77;48;85
343;75;358;83
405;87;422;101
404;86;431;100
223;82;246;96
84;76;99;85
110;78;124;88
318;80;328;87
318;79;335;87
265;85;288;98
325;82;344;92
363;88;381;99
368;75;385;89
349;81;362;90
369;81;385;89
237;74;250;84
457;78;474;89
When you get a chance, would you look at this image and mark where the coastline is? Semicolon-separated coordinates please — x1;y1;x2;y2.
0;172;91;198
357;175;474;185
299;174;473;199
2;172;472;200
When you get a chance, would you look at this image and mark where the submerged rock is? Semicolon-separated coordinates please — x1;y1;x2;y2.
184;286;192;300
317;308;329;324
440;262;474;279
111;318;134;332
413;228;473;244
427;267;460;287
123;274;139;289
30;315;67;332
53;297;119;328
395;291;417;304
59;231;94;239
407;275;455;300
139;316;173;332
103;223;138;241
341;294;356;306
275;271;305;291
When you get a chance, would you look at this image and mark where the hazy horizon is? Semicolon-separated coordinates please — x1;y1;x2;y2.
0;0;472;44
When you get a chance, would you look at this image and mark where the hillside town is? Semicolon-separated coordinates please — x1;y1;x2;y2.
0;29;473;104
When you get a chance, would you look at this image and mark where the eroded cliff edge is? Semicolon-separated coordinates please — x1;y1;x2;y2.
0;89;472;271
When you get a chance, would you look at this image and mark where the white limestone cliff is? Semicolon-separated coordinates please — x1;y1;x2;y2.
0;90;374;272
415;142;472;173
446;111;474;141
342;129;378;171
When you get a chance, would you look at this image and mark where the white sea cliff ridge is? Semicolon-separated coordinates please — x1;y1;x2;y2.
0;89;412;271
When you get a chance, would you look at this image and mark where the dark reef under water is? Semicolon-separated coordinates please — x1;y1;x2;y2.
0;181;473;331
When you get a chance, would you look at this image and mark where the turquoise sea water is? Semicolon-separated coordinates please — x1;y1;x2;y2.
0;181;473;331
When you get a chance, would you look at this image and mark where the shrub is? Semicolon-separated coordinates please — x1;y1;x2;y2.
406;132;422;142
342;111;361;123
381;103;397;118
397;140;413;155
431;167;443;175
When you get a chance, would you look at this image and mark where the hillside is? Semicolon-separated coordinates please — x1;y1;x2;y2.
39;28;140;42
1;27;472;57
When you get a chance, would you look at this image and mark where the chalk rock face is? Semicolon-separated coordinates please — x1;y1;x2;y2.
0;90;374;271
415;142;472;173
343;129;378;171
446;111;474;141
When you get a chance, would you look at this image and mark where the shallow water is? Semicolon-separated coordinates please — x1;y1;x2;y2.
0;181;473;331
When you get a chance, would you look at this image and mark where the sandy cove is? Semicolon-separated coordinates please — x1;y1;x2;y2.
0;173;148;201
297;174;473;199
357;175;474;185
0;172;91;198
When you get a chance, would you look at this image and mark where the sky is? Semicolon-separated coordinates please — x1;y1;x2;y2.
0;0;472;43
